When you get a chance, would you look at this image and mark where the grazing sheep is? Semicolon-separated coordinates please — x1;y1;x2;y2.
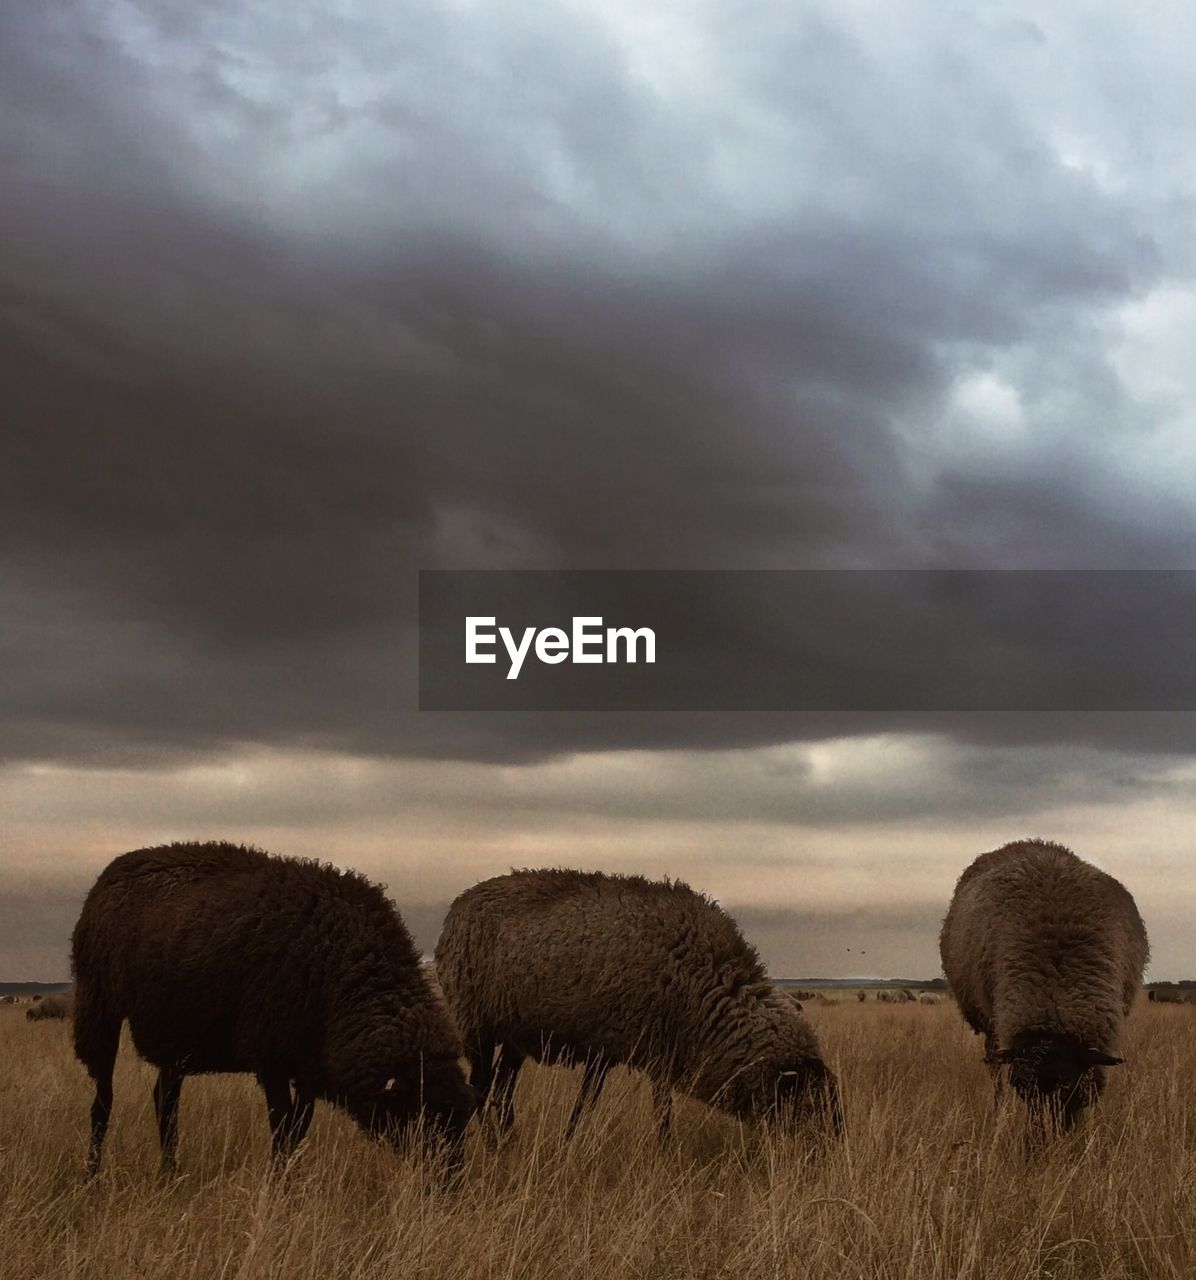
940;839;1147;1130
857;991;867;1003
918;993;940;1006
26;991;74;1020
435;868;841;1141
72;841;476;1176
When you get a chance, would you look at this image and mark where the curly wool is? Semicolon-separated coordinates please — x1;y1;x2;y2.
26;991;73;1021
940;839;1148;1118
72;841;473;1166
435;867;835;1125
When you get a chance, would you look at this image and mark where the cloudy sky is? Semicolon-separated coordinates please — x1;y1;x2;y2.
4;0;1196;980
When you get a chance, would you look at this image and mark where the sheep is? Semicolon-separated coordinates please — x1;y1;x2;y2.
26;991;73;1020
434;867;841;1142
71;841;476;1177
940;838;1147;1131
918;993;940;1006
857;991;867;1002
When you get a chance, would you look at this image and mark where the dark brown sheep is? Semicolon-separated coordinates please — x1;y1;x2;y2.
72;841;476;1176
940;839;1148;1131
26;991;74;1020
435;868;841;1142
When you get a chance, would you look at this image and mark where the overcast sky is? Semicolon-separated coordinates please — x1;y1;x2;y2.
4;1;1196;980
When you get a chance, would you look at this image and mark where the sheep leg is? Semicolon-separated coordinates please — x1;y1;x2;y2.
289;1087;315;1146
982;1031;1008;1109
465;1040;504;1148
467;1040;496;1106
261;1073;308;1160
153;1065;184;1174
490;1044;524;1136
79;1016;120;1180
564;1056;611;1140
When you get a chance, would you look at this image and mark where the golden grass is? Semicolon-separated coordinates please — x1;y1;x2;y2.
3;1000;1196;1279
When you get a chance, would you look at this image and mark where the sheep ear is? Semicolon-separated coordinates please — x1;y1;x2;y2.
1084;1049;1124;1068
384;1077;396;1091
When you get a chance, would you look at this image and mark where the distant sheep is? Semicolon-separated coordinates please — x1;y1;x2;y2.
857;991;867;1002
72;842;476;1176
918;993;941;1006
26;991;74;1020
435;868;841;1141
940;839;1147;1130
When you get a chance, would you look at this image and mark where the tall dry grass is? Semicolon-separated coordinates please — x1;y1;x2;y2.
2;999;1195;1279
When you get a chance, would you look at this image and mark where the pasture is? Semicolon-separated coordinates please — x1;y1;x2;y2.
3;999;1196;1279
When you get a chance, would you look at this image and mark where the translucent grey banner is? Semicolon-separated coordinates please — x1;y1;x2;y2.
418;570;1196;711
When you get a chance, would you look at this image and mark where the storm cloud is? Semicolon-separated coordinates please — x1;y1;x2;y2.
3;2;1196;975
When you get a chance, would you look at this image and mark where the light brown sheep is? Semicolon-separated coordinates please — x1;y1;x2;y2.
435;868;841;1141
940;839;1147;1130
26;991;74;1021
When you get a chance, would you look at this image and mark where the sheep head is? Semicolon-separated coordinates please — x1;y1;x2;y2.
994;1033;1123;1129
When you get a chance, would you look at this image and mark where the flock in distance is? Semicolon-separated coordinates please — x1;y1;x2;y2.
16;836;1152;1177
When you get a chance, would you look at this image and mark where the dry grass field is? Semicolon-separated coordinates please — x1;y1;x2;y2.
4;999;1196;1280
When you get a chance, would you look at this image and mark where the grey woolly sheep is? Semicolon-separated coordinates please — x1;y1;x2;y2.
917;993;940;1006
434;868;841;1142
72;842;476;1177
940;839;1147;1131
26;991;74;1020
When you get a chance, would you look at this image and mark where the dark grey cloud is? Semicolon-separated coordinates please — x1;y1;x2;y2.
2;0;1195;774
